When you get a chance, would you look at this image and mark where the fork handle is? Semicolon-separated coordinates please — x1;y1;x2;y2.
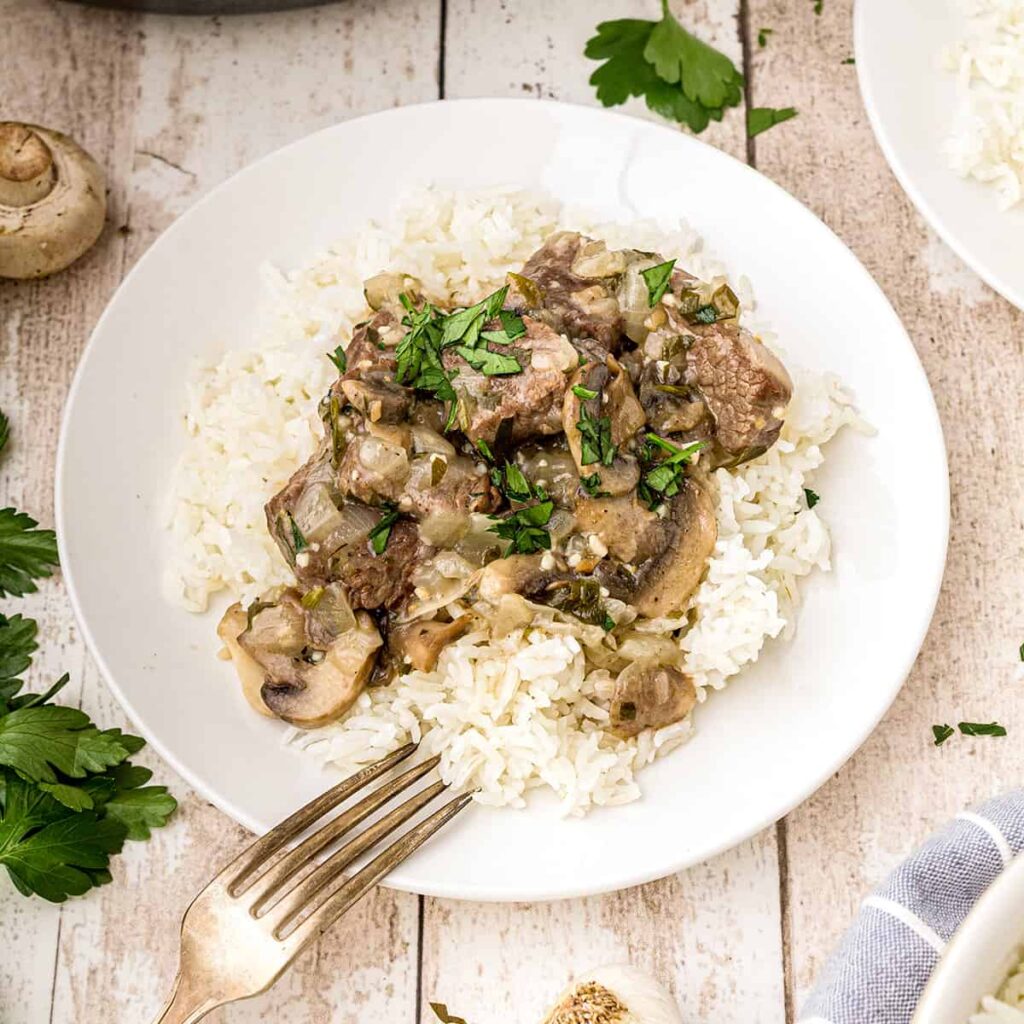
152;974;218;1024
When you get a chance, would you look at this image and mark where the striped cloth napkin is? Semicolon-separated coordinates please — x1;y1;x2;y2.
799;791;1024;1024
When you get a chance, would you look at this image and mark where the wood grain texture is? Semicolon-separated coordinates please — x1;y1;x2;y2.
746;0;1024;1014
3;0;1019;1021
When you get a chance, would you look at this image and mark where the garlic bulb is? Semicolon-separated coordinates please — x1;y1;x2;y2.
541;964;684;1024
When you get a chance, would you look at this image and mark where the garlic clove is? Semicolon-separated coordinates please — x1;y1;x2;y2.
542;964;684;1024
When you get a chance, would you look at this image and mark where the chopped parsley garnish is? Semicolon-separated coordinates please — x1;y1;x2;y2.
602;613;616;631
959;722;1007;738
368;506;400;556
804;488;821;510
579;472;603;496
638;434;708;509
1019;641;1024;662
489;462;535;503
758;28;773;47
576;403;617;467
430;1004;468;1024
842;57;856;65
641;259;676;307
326;345;347;374
572;384;599;401
747;106;799;139
455;344;522;376
813;0;823;13
488;500;554;555
474;438;495;462
932;724;954;746
288;514;308;554
585;2;744;134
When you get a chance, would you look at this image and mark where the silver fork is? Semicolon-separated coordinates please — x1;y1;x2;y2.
153;744;470;1023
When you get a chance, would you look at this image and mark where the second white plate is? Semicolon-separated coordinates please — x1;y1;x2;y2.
856;0;1024;309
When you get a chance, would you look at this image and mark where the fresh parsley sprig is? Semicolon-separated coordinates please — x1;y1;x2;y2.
368;505;400;556
487;464;555;555
576;403;617;468
638;434;708;509
0;410;175;902
586;2;797;138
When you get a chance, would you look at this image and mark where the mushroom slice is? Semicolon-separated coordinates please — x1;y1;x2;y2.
388;615;472;673
562;359;643;497
593;478;717;618
573;494;657;564
217;603;275;718
477;553;572;603
609;662;697;738
260;611;383;729
340;372;412;424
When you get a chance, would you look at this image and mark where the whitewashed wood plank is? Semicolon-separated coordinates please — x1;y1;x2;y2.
429;5;784;1023
0;2;142;1020
1;2;439;1022
747;0;1024;1013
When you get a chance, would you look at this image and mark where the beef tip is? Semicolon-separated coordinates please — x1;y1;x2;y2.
510;232;624;351
339;371;412;424
343;518;430;610
686;322;792;463
338;309;402;380
444;316;577;444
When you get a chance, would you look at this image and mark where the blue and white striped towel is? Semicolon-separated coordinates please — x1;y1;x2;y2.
800;791;1024;1024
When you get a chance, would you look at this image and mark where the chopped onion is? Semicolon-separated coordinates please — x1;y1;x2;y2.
418;510;471;546
292;483;344;544
325;501;380;549
571;242;627;279
411;424;456;457
358;436;409;480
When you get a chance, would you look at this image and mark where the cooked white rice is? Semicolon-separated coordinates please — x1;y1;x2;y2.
941;0;1024;209
164;187;864;815
970;953;1024;1021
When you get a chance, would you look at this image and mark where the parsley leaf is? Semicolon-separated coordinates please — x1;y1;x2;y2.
90;764;177;841
637;435;708;508
288;514;308;555
430;1004;468;1024
368;507;400;556
932;724;954;746
585;17;732;134
842;57;856;65
804;488;820;510
475;438;495;462
644;0;744;110
747;106;799;138
579;472;603;496
0;509;59;599
499;310;526;340
576;404;616;468
1019;641;1024;662
571;384;599;401
489;462;534;503
758;28;773;47
455;345;522;377
641;259;676;307
0;614;38;705
958;722;1007;737
0;706;136;785
327;345;347;374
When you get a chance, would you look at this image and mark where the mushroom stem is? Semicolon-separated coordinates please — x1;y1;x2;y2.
0;124;56;207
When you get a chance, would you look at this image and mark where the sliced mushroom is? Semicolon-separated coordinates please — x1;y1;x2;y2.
258;610;382;729
217;603;274;718
363;270;423;312
0;122;106;279
638;361;711;437
478;553;572;603
562;360;642;497
609;662;697;738
594;477;718;618
573;494;657;564
388;614;471;672
340;371;412;424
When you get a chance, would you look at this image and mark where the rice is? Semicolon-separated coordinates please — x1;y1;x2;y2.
970;953;1024;1021
164;187;863;816
941;0;1024;209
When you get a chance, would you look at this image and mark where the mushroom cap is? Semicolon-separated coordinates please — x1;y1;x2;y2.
0;122;107;279
217;603;276;718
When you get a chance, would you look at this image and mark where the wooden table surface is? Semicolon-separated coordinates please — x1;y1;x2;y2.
2;1;1022;1021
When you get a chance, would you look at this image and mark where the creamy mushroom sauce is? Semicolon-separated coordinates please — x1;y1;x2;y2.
219;231;793;738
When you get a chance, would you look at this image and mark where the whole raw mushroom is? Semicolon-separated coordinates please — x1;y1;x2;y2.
0;122;107;279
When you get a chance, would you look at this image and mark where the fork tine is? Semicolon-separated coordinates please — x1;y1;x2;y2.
274;791;473;945
226;742;418;893
247;755;442;914
263;778;449;932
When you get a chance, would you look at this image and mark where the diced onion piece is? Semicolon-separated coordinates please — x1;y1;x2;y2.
308;582;357;640
292;483;344;544
410;424;456;457
571;242;627;279
358;436;409;480
327;501;380;548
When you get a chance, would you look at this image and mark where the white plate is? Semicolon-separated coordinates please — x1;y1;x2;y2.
56;99;948;902
914;852;1024;1024
856;0;1024;309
